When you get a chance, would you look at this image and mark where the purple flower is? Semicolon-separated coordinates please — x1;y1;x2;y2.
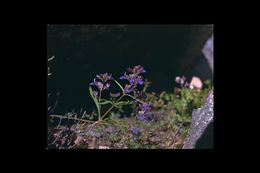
123;84;133;93
109;92;121;98
90;73;113;91
119;73;128;80
127;65;146;75
130;126;140;135
130;79;135;84
142;102;152;111
96;73;114;82
135;76;144;85
103;83;110;90
137;80;144;85
136;102;153;122
136;90;145;98
90;79;104;90
137;110;150;121
120;65;146;94
93;91;98;97
138;114;146;121
120;73;144;86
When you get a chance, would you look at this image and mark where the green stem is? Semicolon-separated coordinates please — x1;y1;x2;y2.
89;86;101;121
114;80;124;92
100;93;144;120
100;94;125;120
98;88;102;120
98;80;145;121
49;114;94;123
125;94;144;104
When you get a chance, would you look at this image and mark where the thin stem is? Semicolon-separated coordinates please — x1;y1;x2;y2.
114;80;124;92
98;89;102;102
125;94;144;104
88;120;101;127
57;117;62;129
169;122;184;148
50;115;95;123
50;92;59;113
100;106;114;120
98;88;102;120
100;94;125;120
100;93;144;120
77;109;84;125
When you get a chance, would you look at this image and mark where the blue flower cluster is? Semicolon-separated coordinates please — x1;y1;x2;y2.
137;102;153;122
120;65;146;94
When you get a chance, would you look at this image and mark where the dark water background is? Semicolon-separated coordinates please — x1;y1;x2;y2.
47;24;213;115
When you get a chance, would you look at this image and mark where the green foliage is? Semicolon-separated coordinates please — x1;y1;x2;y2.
49;77;212;149
109;133;121;143
99;100;113;105
89;79;145;122
141;79;212;125
89;86;101;119
125;135;142;149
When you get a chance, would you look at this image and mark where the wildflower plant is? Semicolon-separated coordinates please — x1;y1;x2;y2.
89;65;151;123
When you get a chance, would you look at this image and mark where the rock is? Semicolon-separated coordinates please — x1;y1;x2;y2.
79;128;102;138
180;25;213;74
202;35;214;72
183;89;214;149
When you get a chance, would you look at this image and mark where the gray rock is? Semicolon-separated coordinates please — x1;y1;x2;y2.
202;35;214;72
183;89;214;149
78;128;102;138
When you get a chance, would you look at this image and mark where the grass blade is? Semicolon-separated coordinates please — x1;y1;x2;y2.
89;86;100;118
114;80;124;92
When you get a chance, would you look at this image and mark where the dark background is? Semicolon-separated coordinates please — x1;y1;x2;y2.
47;24;213;115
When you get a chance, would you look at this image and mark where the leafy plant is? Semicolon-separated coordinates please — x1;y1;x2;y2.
89;65;152;125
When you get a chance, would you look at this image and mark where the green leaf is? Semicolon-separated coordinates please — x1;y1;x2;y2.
125;94;144;104
116;101;129;106
99;100;113;105
89;86;100;117
114;80;124;92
